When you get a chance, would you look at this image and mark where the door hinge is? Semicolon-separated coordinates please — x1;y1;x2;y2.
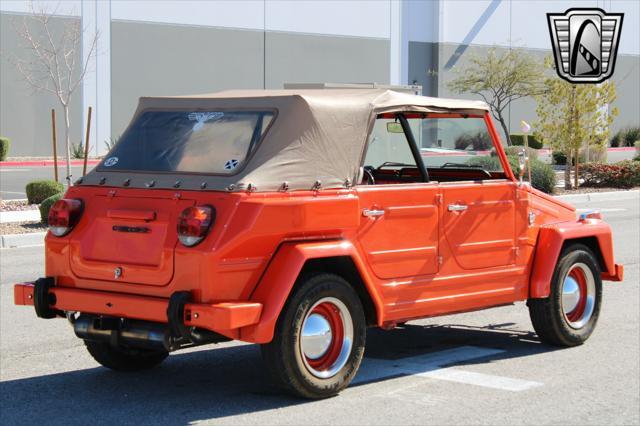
513;246;520;257
437;256;444;265
435;194;443;205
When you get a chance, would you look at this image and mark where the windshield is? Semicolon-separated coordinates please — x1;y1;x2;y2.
99;110;274;174
412;116;503;171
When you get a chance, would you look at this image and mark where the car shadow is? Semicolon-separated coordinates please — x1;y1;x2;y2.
0;323;557;424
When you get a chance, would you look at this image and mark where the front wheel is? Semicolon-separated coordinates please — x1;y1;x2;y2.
528;244;602;346
261;273;366;399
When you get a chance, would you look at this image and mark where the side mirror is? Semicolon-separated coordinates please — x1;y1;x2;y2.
517;149;528;183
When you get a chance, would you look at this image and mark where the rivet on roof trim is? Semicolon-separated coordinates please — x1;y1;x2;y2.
280;182;289;192
123;179;130;187
173;180;181;188
99;177;106;185
226;184;235;192
145;180;156;188
247;183;256;192
200;182;207;189
312;180;322;190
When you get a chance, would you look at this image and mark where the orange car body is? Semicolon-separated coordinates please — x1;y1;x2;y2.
14;90;623;347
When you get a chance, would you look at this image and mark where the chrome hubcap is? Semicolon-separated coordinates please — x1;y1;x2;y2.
301;313;333;360
299;297;353;379
561;263;596;329
562;276;581;313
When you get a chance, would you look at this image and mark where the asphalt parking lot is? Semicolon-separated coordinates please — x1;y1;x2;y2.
0;166;89;200
0;195;638;425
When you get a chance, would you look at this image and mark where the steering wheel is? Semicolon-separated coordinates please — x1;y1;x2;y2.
363;166;376;185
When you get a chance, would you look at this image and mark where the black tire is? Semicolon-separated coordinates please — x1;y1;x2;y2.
528;244;602;347
84;340;168;371
261;273;366;399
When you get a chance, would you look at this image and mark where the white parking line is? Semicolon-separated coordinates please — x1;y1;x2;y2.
576;208;626;212
355;346;542;392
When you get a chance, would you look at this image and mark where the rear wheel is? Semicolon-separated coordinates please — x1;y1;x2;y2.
529;244;602;346
261;273;366;399
84;340;168;371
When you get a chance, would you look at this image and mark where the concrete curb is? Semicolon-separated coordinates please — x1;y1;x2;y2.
0;210;40;224
0;159;100;167
1;232;46;249
555;189;639;203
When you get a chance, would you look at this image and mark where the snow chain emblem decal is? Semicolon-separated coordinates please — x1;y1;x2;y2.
224;159;239;170
188;112;224;131
104;157;118;167
547;8;623;83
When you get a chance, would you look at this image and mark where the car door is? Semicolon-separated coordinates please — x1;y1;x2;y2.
355;115;439;280
440;180;517;269
420;113;517;270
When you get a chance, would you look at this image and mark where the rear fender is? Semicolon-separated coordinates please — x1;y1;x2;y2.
240;240;382;344
530;219;622;298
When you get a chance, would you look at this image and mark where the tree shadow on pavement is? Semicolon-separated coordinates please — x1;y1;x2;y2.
0;323;556;424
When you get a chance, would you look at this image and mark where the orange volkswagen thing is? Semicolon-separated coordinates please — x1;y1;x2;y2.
14;90;623;398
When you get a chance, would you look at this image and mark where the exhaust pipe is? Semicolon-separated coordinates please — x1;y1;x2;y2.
74;315;169;351
73;314;230;352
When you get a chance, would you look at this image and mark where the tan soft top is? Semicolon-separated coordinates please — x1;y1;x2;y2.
83;89;489;192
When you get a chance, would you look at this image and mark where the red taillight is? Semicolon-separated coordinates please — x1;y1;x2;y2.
177;205;215;247
48;199;83;237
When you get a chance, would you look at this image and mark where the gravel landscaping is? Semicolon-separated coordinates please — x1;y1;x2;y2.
0;221;47;235
1;199;38;212
554;186;639;195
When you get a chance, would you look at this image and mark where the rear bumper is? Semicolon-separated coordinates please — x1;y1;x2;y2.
14;282;262;338
602;263;624;282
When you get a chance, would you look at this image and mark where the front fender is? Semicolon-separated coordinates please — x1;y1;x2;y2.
239;240;382;344
530;219;623;299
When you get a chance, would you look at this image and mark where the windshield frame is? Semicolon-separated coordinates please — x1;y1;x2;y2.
96;107;279;177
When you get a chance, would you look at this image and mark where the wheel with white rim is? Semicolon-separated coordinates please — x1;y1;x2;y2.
529;244;602;346
261;273;366;399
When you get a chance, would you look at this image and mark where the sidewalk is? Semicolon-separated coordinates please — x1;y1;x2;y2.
0;159;101;167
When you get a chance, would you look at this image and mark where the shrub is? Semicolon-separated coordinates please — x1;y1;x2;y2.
610;131;622;147
611;127;640;147
468;154;556;194
71;142;88;159
552;151;567;165
0;137;9;161
25;180;64;204
552;150;586;165
39;192;64;223
528;157;557;194
502;146;539;160
510;133;543;149
581;160;640;188
623;127;640;147
454;131;492;151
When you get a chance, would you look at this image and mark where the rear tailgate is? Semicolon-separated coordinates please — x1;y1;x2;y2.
69;192;195;286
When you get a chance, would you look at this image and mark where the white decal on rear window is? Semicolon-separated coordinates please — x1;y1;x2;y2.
188;112;224;131
104;157;119;167
224;159;239;170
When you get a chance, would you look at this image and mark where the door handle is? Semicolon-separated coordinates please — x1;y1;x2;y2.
363;209;385;217
447;204;468;212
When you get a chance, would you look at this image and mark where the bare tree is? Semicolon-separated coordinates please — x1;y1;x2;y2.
4;2;97;185
448;48;545;144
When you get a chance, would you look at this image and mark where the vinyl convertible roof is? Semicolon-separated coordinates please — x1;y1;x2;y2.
83;89;490;192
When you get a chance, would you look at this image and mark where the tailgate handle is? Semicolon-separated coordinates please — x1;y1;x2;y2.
107;209;156;221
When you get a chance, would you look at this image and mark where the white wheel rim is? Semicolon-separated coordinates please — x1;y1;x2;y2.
299;297;353;379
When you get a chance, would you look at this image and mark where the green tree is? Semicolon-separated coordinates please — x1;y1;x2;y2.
535;58;618;189
448;48;544;144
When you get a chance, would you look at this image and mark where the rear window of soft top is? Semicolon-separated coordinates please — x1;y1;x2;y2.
99;110;274;174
